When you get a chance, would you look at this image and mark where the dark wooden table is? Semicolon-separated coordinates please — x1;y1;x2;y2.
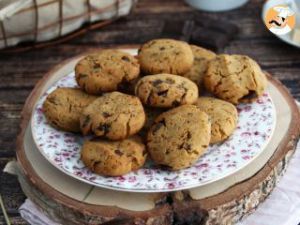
0;0;300;224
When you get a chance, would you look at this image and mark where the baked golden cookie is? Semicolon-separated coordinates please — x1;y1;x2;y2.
81;135;147;176
183;45;216;86
80;92;145;140
194;97;238;144
43;88;97;132
204;54;267;104
135;74;198;108
75;50;140;94
147;105;211;170
138;39;194;75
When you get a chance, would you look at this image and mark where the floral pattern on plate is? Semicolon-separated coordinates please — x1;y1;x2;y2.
31;72;276;192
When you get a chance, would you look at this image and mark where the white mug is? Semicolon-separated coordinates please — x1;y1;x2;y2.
185;0;249;12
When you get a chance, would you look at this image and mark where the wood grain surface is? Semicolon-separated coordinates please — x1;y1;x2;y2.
1;0;300;224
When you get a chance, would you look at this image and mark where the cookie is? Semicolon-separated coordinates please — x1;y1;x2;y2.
183;45;216;86
204;54;267;104
43;88;97;132
135;74;198;108
80;92;146;140
81;135;147;176
75;50;140;94
194;97;238;144
147;105;211;170
138;39;194;75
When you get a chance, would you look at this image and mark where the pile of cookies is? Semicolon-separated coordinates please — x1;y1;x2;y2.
43;39;267;176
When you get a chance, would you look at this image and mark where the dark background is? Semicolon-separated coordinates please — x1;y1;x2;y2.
1;0;300;224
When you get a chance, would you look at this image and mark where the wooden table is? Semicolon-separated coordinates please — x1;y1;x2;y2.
0;0;300;224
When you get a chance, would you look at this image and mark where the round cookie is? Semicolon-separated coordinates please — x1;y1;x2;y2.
204;54;267;104
194;97;238;144
43;88;97;132
138;39;194;75
75;50;140;94
81;135;147;176
80;92;146;140
183;45;216;86
135;74;198;108
147;105;211;170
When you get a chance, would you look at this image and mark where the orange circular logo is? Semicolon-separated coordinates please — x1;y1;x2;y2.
264;4;296;35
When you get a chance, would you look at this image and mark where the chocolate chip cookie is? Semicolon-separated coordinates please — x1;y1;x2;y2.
43;88;97;132
81;135;147;176
204;54;267;104
194;97;238;144
138;39;194;75
135;74;198;108
75;50;140;94
80;92;146;140
183;45;216;86
147;105;211;170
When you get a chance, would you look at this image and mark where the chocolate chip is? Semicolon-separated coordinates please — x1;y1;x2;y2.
187;131;192;139
48;96;59;105
157;89;168;97
102;112;111;118
121;56;130;62
152;119;166;134
172;100;181;107
152;79;163;86
94;160;101;165
186;144;192;150
160;47;165;51
179;142;191;150
165;78;175;84
82;115;91;128
114;149;123;156
93;63;101;69
97;123;110;134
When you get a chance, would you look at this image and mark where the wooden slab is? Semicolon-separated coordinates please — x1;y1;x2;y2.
16;51;300;225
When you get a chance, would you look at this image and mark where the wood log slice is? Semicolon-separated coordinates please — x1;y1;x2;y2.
16;49;300;225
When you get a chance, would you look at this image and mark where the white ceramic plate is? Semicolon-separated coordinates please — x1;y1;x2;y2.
31;72;276;193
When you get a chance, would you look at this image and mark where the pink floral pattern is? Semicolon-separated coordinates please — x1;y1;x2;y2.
31;72;276;192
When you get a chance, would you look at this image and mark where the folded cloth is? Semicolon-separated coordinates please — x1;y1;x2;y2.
238;139;300;225
19;199;60;225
